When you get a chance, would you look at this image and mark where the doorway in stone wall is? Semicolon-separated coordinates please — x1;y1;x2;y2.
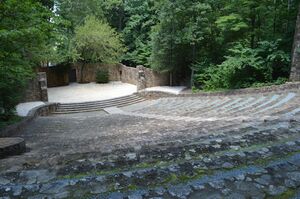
69;69;77;83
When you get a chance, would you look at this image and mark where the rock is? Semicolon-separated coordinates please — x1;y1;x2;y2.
23;184;40;193
261;148;270;153
0;177;10;186
235;174;245;181
108;192;125;199
189;149;196;153
53;191;69;199
191;181;205;191
168;165;179;172
12;186;22;196
153;187;166;196
216;139;223;143
222;162;234;169
91;185;107;194
128;192;143;199
123;171;133;178
286;141;296;146
267;185;286;196
126;153;137;161
203;158;211;163
27;194;49;199
40;181;68;194
20;170;55;185
212;144;221;149
230;146;241;151
287;172;300;185
221;188;231;195
96;176;105;183
284;179;296;188
254;175;272;186
234;181;264;198
225;193;246;199
69;179;78;186
246;177;253;182
168;185;191;199
208;180;225;189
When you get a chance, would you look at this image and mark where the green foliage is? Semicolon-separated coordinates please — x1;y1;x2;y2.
0;115;22;130
122;0;160;67
96;69;109;84
73;16;125;64
0;0;55;118
150;0;214;73
194;41;291;90
55;0;106;29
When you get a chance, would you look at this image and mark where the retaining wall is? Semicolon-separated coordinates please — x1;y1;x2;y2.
23;72;48;102
0;103;58;138
72;63;169;89
39;67;69;87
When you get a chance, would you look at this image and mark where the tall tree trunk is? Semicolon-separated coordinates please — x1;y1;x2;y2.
290;4;300;82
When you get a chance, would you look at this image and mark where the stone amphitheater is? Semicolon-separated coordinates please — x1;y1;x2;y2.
1;84;300;198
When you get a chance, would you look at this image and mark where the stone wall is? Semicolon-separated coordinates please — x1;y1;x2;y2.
0;103;58;137
72;63;169;89
39;67;69;87
23;72;48;102
137;65;169;90
73;63;121;83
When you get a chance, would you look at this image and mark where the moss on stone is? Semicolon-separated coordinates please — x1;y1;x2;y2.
268;188;298;199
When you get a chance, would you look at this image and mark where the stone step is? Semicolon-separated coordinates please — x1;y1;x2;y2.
57;98;145;111
53;95;146;114
53;100;145;114
58;95;143;108
2;136;300;198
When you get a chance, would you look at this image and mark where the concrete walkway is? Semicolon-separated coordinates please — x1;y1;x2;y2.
48;82;137;103
16;102;45;117
144;86;187;95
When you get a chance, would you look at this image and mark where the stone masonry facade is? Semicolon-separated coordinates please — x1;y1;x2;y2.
73;63;169;90
23;72;48;102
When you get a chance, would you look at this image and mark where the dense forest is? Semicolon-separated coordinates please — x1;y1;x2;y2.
0;0;300;119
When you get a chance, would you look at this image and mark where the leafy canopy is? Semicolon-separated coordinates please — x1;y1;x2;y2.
0;0;55;118
72;16;126;64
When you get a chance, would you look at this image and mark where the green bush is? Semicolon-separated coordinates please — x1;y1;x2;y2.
96;69;109;83
193;41;291;91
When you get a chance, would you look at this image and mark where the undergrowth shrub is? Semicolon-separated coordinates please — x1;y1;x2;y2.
193;40;290;91
96;68;109;83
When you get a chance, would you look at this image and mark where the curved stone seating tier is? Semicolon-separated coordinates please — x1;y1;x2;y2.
53;94;145;114
0;138;26;159
1;88;300;198
123;92;300;121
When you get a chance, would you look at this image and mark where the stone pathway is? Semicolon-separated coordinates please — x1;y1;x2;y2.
1;89;300;198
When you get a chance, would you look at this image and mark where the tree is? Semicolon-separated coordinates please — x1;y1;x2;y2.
55;0;105;30
0;0;55;119
290;3;300;82
149;0;213;84
72;16;126;83
122;0;162;67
